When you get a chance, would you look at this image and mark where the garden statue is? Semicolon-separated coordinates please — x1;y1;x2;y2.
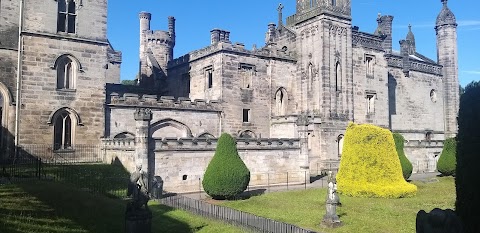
125;164;152;233
151;175;164;199
321;172;342;228
127;164;150;211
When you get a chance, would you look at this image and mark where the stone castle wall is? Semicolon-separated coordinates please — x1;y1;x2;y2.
104;137;305;193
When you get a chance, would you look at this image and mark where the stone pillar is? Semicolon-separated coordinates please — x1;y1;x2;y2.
296;114;311;182
210;28;221;44
134;108;153;189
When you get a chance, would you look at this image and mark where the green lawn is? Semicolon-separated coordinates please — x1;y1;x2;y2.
0;182;245;233
221;177;456;233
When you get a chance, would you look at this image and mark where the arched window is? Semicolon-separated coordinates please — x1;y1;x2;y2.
275;88;287;116
56;55;76;90
335;61;341;91
54;111;73;150
337;134;344;158
239;130;257;139
308;63;313;92
57;0;77;33
332;0;337;6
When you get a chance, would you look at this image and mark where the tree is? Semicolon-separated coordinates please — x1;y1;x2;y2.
121;79;137;86
336;123;417;198
202;133;250;200
456;81;480;233
393;133;413;180
437;138;456;176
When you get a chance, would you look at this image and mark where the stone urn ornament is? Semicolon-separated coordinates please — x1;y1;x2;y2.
321;172;342;228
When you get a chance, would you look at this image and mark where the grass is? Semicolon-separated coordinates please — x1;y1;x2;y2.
0;181;245;233
221;176;456;233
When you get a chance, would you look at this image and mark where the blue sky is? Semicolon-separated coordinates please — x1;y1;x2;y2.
108;0;479;86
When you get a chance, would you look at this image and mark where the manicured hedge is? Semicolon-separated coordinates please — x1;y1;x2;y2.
437;138;456;176
202;133;250;200
337;123;417;198
456;81;480;233
393;133;413;180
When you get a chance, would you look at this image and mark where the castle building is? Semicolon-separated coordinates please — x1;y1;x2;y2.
0;0;121;152
1;0;459;192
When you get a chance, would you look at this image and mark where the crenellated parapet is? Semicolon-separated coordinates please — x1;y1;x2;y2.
107;92;222;112
103;138;136;150
386;54;443;76
404;140;444;148
352;29;384;51
145;30;175;46
169;41;296;68
153;137;300;151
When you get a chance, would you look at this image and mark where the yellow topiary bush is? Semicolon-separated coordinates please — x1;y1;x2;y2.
336;123;417;198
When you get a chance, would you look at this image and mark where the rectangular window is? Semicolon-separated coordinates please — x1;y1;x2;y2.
205;67;213;89
243;109;250;123
240;64;254;88
366;94;375;114
365;55;375;78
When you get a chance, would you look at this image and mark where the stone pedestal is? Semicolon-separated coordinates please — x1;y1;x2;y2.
125;208;152;233
321;199;342;228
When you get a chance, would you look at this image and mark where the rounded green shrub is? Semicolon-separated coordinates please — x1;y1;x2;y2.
437;138;456;176
456;81;480;233
336;123;417;198
202;133;250;200
393;133;413;180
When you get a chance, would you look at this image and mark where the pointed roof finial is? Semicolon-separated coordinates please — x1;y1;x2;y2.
277;3;284;27
442;0;448;6
408;24;412;31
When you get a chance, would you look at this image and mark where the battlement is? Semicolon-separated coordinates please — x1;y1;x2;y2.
169;42;295;68
145;30;174;45
386;54;443;76
352;29;384;51
153;137;300;151
108;92;222;112
103;138;135;150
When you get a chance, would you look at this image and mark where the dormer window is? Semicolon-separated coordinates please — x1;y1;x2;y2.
57;0;77;33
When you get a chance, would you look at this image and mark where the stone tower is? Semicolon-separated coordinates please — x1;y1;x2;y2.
435;0;459;137
139;12;176;87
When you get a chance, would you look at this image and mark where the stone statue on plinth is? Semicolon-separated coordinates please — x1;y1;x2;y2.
125;164;152;233
321;172;342;228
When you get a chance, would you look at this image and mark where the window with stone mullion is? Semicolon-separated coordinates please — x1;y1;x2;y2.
57;0;76;33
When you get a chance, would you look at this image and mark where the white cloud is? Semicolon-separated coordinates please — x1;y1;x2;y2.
463;71;480;75
397;20;480;30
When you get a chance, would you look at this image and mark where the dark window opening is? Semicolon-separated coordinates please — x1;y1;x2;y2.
57;0;76;33
243;109;250;123
182;175;188;181
206;69;213;89
56;56;75;89
426;132;433;141
54;111;73;150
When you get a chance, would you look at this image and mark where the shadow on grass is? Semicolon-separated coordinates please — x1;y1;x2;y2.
0;182;197;233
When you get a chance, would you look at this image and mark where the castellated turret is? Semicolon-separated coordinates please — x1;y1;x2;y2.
138;12;176;88
435;0;459;137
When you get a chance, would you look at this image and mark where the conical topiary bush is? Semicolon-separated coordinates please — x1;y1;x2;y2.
393;133;413;180
456;81;480;233
336;123;417;198
437;138;456;176
202;133;250;200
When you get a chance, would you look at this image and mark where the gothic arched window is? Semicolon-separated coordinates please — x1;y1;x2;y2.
337;134;344;157
55;55;77;90
57;0;77;33
275;88;287;116
332;0;337;6
54;111;73;150
335;61;341;91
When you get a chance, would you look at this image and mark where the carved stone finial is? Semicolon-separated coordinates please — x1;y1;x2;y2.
441;0;448;6
277;3;284;27
134;108;153;121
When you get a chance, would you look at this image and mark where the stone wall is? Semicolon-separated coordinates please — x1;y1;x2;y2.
389;68;445;137
405;140;444;173
153;138;303;193
106;95;222;139
104;139;136;173
23;0;107;41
